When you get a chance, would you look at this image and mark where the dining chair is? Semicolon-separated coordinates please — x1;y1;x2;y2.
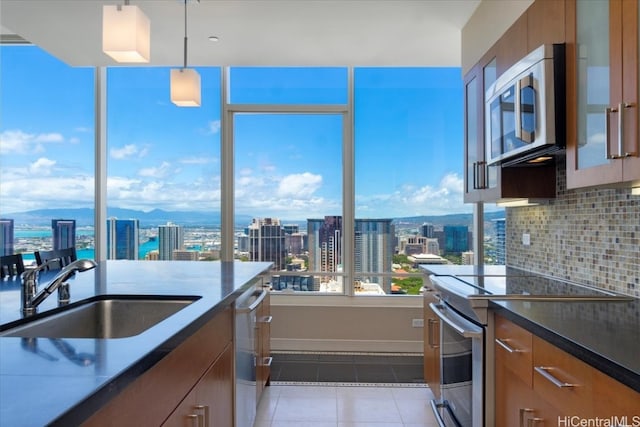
0;253;25;279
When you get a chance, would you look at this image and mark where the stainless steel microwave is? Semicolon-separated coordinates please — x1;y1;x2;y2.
485;44;565;166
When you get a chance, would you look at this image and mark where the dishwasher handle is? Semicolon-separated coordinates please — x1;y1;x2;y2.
429;302;483;339
237;288;269;313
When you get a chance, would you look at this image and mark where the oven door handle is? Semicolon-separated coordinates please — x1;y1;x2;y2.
429;302;483;339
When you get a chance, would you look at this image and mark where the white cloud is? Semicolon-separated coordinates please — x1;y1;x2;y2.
207;120;221;134
180;156;216;165
138;161;173;178
110;144;140;160
28;157;57;176
277;173;322;198
0;130;64;155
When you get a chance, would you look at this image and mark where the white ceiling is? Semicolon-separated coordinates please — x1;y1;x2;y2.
0;0;480;68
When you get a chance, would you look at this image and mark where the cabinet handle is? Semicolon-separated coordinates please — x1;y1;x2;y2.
427;318;439;348
519;408;534;427
480;161;487;189
528;417;544;426
534;366;576;388
186;414;199;427
495;338;522;353
473;162;479;189
194;405;209;427
622;102;637;157
605;106;618;159
259;315;273;324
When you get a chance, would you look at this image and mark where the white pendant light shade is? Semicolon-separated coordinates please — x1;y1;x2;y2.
102;4;150;63
171;68;201;107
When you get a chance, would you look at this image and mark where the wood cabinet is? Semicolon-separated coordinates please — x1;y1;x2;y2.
256;287;271;402
464;0;560;203
494;314;640;427
163;343;234;427
566;0;640;189
423;289;440;399
82;307;234;427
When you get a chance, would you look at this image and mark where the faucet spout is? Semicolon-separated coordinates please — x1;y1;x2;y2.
21;259;97;315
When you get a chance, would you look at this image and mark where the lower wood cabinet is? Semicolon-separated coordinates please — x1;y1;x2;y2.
83;307;233;427
495;314;640;427
163;343;233;427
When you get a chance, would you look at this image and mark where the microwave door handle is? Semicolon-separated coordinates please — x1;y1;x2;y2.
514;79;522;141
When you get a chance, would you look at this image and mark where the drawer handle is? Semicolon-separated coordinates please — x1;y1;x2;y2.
534;366;576;388
194;405;209;427
495;338;522;353
528;417;544;426
427;318;439;348
186;414;199;427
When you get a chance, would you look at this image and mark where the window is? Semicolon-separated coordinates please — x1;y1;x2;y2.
0;45;94;264
106;67;221;261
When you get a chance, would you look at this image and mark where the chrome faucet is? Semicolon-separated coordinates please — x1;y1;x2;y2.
21;258;97;315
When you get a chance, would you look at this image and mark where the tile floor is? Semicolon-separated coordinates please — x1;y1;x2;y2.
254;383;440;427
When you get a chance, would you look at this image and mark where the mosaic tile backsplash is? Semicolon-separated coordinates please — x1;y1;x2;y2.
506;162;640;298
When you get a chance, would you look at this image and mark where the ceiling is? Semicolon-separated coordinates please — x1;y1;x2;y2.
0;0;480;68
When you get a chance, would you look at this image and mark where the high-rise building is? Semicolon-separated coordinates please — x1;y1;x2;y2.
462;251;474;265
443;225;469;254
355;219;394;293
307;216;342;283
494;218;506;265
282;224;299;235
107;218;139;260
248;218;287;270
0;219;14;256
421;223;435;238
285;232;305;256
158;222;184;260
52;219;76;250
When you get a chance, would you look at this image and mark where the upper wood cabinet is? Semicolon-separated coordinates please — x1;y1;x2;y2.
463;1;560;204
566;0;640;189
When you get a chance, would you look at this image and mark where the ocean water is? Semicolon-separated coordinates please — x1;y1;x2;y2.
15;230;158;261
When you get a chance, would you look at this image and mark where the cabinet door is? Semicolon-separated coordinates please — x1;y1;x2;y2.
163;344;234;427
423;291;440;399
566;0;640;188
464;65;483;203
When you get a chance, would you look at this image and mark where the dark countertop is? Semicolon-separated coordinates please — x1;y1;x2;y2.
420;265;640;393
0;260;272;427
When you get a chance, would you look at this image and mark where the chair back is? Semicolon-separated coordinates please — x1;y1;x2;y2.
0;254;25;279
35;247;79;270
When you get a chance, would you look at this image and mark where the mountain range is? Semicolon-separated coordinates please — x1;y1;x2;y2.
3;208;504;228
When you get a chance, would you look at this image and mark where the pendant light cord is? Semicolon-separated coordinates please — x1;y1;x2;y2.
183;0;188;70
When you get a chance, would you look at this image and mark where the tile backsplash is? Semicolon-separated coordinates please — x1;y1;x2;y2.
506;161;640;298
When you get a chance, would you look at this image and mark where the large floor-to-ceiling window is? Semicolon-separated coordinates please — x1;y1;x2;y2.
0;45;95;263
1;46;495;297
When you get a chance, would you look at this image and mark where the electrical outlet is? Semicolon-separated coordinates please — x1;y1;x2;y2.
522;233;531;246
412;318;424;328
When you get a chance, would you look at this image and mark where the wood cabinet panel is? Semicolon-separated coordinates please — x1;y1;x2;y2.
83;307;233;427
592;366;640;419
495;362;534;427
532;335;594;417
527;0;566;50
495;315;533;388
497;13;528;76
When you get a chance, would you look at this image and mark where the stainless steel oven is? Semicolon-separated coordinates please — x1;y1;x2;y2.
429;300;484;427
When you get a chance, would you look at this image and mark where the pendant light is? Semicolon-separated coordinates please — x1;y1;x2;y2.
102;0;150;63
171;0;201;107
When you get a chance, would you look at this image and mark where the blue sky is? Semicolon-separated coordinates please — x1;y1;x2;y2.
0;45;472;221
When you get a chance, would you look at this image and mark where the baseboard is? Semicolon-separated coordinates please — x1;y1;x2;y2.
271;338;423;354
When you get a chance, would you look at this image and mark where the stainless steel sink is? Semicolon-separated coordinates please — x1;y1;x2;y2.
0;295;200;338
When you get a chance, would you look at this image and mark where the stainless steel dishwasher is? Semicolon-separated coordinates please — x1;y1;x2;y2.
235;284;268;427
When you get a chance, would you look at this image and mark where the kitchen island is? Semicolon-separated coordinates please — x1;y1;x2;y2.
0;260;272;427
